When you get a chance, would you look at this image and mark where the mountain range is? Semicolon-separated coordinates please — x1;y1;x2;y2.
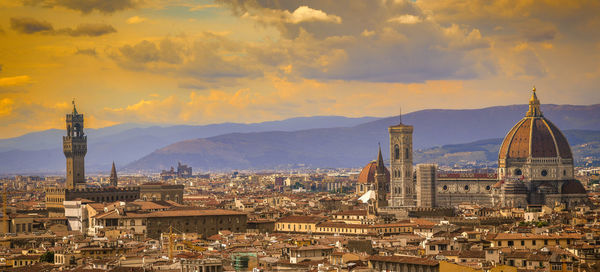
1;104;598;174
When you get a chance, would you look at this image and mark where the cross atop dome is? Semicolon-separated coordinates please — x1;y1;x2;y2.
526;86;543;117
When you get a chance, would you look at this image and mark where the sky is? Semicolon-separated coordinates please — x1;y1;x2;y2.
0;0;599;139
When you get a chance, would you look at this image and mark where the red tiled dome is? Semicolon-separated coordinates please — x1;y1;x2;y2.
357;161;390;184
499;88;572;160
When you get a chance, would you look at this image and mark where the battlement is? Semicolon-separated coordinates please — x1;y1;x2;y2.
67;186;140;193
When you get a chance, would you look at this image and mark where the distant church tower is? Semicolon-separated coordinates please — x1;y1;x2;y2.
389;112;414;207
109;161;118;187
64;100;87;189
374;144;388;210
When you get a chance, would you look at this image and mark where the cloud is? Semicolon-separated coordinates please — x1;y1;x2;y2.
126;16;146;24
10;17;116;37
388;14;421;24
189;4;219;11
287;6;342;24
23;0;139;14
58;23;116;36
0;75;32;86
75;48;97;56
110;35;261;79
10;17;53;34
216;0;494;83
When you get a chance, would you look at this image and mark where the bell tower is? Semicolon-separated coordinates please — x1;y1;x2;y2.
389;111;414;207
64;100;87;189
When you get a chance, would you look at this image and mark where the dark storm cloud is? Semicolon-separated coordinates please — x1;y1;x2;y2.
23;0;139;14
10;17;116;37
10;17;54;34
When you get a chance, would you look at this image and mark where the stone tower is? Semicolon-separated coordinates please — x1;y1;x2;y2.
389;114;414;207
109;161;118;187
64;100;87;189
374;144;388;210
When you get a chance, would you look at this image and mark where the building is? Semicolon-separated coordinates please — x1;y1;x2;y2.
369;255;439;272
45;102;143;216
64;100;86;189
494;87;587;207
160;162;193;180
398;88;587;209
140;183;184;204
91;207;247;239
181;257;223;272
416;164;436;208
389;116;414;207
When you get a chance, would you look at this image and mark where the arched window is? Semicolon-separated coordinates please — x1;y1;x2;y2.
394;145;400;160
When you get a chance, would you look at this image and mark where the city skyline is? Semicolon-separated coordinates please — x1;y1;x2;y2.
1;1;600;139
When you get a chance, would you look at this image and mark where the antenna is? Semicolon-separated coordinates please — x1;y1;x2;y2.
399;106;402;124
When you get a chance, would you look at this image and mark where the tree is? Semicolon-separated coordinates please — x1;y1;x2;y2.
39;251;54;263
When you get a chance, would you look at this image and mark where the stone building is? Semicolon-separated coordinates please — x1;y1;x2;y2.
390;87;587;209
140;183;184;204
389;117;414;207
355;156;390;197
493;87;587;207
64;100;86;189
45;103;144;216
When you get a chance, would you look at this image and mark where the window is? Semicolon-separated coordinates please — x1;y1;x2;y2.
443;185;448;191
541;170;548;176
532;240;536;245
514;169;522;176
508;241;514;246
405;148;409;159
130;220;135;226
552;263;562;270
394;145;400;160
464;185;470;191
521;240;525;246
430;246;436;250
498;241;502;246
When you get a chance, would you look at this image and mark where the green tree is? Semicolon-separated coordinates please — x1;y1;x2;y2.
39;251;54;263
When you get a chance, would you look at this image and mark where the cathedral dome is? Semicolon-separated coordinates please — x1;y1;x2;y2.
499;88;572;160
357;161;390;184
561;180;586;194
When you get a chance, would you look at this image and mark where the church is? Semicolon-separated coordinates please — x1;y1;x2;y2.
356;87;587;209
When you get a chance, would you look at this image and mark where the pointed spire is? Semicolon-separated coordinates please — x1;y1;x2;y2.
525;86;543;117
110;161;118;186
376;143;385;174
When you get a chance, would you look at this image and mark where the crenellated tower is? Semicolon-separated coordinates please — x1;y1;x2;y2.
63;100;87;189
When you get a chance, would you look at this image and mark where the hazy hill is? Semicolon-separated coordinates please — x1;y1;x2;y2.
126;103;600;171
1;104;599;174
0;116;376;174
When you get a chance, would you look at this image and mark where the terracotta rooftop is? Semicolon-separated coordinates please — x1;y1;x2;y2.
369;255;439;266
